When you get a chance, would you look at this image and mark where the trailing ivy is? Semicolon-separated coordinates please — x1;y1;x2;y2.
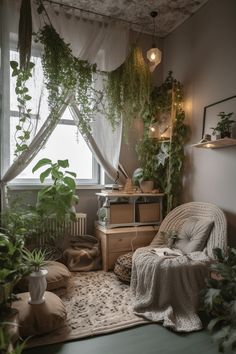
10;60;35;156
34;24;99;135
106;46;151;135
136;72;188;214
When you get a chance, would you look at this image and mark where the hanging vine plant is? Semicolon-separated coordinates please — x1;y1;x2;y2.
106;46;151;135
136;72;189;214
10;60;35;157
34;22;101;135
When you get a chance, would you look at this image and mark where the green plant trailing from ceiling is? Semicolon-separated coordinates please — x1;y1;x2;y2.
203;247;236;353
34;1;102;135
136;72;188;214
106;46;151;135
10;60;35;157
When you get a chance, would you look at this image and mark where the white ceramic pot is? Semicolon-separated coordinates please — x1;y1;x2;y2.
28;269;48;305
140;180;154;193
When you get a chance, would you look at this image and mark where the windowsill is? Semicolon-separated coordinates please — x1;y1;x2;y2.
7;183;105;191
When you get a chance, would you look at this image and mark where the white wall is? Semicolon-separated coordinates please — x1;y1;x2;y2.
163;0;236;246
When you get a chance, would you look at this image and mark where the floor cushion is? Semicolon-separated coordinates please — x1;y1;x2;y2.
12;291;67;337
114;252;133;283
17;261;71;292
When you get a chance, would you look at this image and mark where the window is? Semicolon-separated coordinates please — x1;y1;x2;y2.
9;50;100;185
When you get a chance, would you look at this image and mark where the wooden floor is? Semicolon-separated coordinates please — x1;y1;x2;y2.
24;323;218;354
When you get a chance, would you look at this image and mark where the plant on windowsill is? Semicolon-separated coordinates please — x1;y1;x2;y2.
210;112;235;139
32;158;79;224
203;247;236;353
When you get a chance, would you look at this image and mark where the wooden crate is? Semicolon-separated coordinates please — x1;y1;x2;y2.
95;224;158;271
137;203;160;223
109;203;133;224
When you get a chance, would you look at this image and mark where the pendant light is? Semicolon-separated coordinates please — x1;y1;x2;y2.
147;11;162;71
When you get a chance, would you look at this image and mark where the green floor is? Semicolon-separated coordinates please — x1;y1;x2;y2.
24;324;218;354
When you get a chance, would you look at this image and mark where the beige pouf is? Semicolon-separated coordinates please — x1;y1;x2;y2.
12;291;67;337
17;261;71;292
114;252;133;283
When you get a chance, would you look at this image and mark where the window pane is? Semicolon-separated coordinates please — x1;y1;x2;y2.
11;118;93;180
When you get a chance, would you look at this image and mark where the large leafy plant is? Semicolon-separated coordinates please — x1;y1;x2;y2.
33;158;79;223
203;247;236;353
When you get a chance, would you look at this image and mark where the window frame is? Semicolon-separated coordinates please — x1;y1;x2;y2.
7;49;100;187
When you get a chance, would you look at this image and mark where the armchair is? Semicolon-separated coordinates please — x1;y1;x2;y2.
131;202;227;332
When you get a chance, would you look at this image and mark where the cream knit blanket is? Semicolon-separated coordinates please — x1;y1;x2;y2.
131;247;211;332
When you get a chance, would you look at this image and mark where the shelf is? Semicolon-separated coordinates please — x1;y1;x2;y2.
192;138;236;149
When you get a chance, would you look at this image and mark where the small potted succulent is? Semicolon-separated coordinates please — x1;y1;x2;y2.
22;249;48;304
211;111;235;139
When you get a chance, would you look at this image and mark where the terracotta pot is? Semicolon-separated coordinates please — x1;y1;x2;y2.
28;269;48;304
140;180;154;193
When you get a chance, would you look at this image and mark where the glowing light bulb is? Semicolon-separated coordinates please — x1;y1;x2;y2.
150;52;156;61
150;126;155;132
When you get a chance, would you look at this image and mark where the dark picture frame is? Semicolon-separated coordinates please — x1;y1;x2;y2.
202;95;236;139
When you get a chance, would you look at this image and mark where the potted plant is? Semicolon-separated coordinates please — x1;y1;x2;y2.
32;158;79;224
132;167;155;193
203;247;236;353
211;111;235;139
22;248;48;304
0;234;26;315
0;233;26;349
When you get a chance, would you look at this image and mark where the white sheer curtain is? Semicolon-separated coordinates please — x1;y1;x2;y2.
0;0;129;207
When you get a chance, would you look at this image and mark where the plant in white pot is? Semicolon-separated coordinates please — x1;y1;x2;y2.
23;249;48;305
132;168;155;193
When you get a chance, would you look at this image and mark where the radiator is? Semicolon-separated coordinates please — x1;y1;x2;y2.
37;213;87;247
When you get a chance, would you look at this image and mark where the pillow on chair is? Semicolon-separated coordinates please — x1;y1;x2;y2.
174;216;214;254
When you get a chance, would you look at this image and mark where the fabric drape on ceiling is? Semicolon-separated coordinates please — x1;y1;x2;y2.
1;0;129;207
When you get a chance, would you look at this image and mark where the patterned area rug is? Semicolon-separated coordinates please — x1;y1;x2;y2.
27;271;147;348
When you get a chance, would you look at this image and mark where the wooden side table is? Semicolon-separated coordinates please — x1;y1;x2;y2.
95;223;158;271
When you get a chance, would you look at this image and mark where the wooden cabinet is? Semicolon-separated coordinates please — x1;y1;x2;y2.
95;224;158;271
96;192;164;228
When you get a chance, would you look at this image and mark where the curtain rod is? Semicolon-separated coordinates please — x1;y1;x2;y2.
42;0;148;29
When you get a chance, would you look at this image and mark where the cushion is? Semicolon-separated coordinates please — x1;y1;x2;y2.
150;230;178;248
114;252;133;283
174;217;214;254
17;261;71;292
12;291;67;337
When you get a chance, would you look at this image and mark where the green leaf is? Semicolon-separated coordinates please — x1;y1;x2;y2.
24;94;32;101
57;159;69;168
65;171;77;178
63;176;76;190
10;61;18;69
40;167;52;183
32;158;52;173
204;288;221;309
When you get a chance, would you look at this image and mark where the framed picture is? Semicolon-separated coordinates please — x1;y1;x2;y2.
202;95;236;139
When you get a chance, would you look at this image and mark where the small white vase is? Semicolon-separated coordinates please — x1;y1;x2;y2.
140;180;154;193
28;269;48;305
